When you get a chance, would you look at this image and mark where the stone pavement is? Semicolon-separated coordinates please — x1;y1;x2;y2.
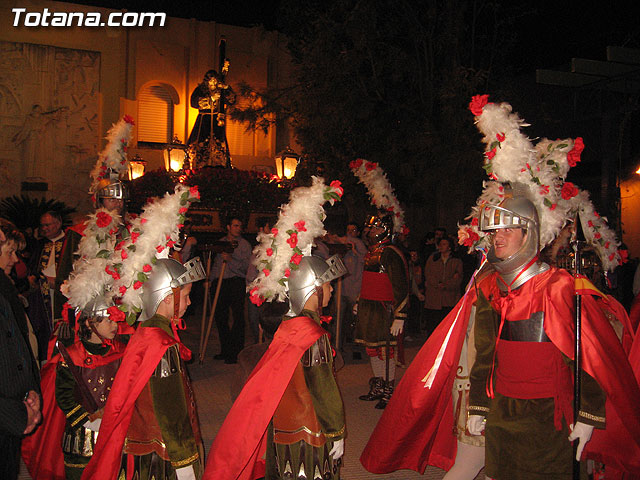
19;297;485;479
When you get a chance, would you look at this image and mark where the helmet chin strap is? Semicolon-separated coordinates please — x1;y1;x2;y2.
171;286;181;320
315;285;324;315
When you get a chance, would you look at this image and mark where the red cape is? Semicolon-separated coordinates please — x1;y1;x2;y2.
362;268;640;476
203;316;326;480
21;340;125;480
81;326;176;480
361;283;479;474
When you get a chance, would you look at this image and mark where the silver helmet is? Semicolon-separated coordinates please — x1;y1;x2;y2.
139;257;206;321
94;172;128;206
80;294;114;319
480;195;547;289
287;255;347;315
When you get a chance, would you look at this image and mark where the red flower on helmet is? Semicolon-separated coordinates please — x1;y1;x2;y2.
189;185;200;198
96;212;112;228
123;115;135;125
107;306;125;323
284;268;291;278
271;228;278;236
330;180;344;197
262;269;270;277
539;185;550;195
561;182;579;200
133;281;143;290
349;159;363;170
365;161;378;171
179;207;188;214
266;248;273;257
485;148;496;160
119;285;127;295
567;137;584;167
496;132;506;142
143;264;152;273
121;249;128;260
290;253;303;265
469;94;489;116
287;232;298;248
294;221;307;232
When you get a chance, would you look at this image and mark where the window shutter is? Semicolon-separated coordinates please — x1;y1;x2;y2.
138;85;173;143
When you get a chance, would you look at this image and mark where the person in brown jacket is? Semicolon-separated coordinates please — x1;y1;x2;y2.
423;236;462;336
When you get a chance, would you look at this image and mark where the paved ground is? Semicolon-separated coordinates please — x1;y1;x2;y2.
20;296;485;479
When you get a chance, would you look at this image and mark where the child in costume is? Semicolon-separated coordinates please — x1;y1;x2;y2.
55;296;124;480
204;177;347;480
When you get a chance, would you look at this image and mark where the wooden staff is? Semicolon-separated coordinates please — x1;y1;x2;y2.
199;261;226;364
198;251;213;357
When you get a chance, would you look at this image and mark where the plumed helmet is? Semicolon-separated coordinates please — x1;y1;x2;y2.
287;255;347;315
365;212;394;243
480;195;542;286
139;257;206;321
80;294;113;319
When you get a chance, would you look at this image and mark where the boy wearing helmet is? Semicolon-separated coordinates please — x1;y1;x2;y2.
82;257;206;480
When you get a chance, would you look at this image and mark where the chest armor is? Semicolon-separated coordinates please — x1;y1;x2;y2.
499;311;551;342
78;358;121;410
364;242;387;272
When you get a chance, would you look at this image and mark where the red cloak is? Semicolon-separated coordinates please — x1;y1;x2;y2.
360;282;480;473
21;340;124;480
81;326;177;480
203;315;326;480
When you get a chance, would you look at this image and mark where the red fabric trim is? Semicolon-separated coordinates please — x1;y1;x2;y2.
360;271;395;302
203;316;326;480
67;222;87;237
495;341;561;398
81;326;176;480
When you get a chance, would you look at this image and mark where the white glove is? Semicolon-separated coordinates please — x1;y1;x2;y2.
568;421;594;461
466;415;486;435
175;465;196;480
390;319;404;336
83;418;102;432
329;438;344;459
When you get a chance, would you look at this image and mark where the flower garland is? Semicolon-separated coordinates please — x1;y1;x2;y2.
248;176;344;306
61;208;124;311
459;95;624;270
110;184;200;324
349;159;408;235
89;115;135;198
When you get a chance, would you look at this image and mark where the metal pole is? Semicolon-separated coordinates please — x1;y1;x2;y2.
572;227;584;479
198;251;213;356
335;277;342;351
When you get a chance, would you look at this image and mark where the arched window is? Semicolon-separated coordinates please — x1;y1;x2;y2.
137;84;174;143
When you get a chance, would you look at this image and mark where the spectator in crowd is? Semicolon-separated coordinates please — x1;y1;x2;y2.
0;219;41;480
407;249;424;339
211;215;251;364
423;236;463;337
27;211;66;360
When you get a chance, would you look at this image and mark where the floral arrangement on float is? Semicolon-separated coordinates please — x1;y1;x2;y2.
248;176;344;306
349;158;409;235
458;94;624;271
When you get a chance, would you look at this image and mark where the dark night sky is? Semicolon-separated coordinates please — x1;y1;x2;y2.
64;0;640;73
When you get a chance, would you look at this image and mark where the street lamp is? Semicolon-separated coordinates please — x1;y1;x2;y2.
164;135;188;173
128;154;146;180
275;147;300;180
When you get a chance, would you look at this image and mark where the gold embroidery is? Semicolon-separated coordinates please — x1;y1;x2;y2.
70;411;89;427
468;405;489;413
66;404;82;418
578;411;605;423
171;452;200;467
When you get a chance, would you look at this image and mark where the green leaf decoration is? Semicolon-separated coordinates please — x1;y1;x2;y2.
543;197;552;207
557;143;568;149
137;272;149;282
278;278;287;286
286;229;296;235
96;249;111;259
490;140;500;150
546;159;555;165
293;247;302;255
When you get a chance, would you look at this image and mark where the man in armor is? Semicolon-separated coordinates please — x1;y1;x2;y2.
205;254;348;480
465;193;624;479
355;211;409;409
54;172;130;343
82;257;206;480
